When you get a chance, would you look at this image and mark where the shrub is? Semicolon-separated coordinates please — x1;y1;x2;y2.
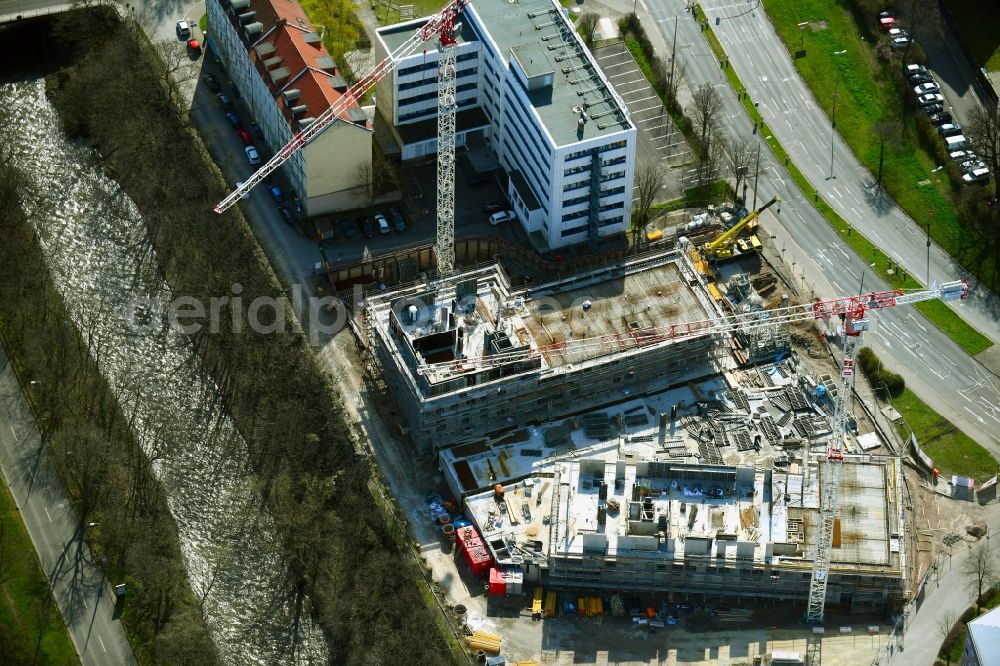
858;347;906;399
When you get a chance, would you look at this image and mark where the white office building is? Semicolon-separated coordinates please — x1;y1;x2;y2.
374;0;637;250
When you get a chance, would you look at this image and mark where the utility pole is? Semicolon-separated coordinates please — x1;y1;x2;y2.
669;14;678;98
752;139;761;210
828;50;847;181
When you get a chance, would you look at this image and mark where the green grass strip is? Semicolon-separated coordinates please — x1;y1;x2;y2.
892;388;998;479
0;482;80;665
695;4;992;356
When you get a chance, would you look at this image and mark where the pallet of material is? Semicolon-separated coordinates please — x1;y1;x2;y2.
468;630;502;653
532;587;544;617
544;590;557;617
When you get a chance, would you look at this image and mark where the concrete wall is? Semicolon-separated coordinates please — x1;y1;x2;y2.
303;119;373;214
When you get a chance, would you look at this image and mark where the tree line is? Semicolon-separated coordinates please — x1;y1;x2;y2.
44;4;457;664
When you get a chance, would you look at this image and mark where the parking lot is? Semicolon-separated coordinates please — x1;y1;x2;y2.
593;43;694;202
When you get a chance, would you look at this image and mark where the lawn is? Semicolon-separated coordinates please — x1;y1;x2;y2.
942;0;1000;72
0;482;79;665
696;4;992;357
892;388;997;479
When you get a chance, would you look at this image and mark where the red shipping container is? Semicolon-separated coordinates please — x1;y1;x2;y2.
456;525;493;576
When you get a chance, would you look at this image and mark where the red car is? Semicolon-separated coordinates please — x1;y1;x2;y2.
237;128;253;146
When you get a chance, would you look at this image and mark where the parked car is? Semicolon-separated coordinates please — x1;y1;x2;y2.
922;102;944;115
230;81;241;99
175;19;191;40
251;122;264;140
928;112;953;126
245;146;261;166
913;82;940;96
888;28;908;39
891;36;913;50
481;201;503;214
878;14;896;32
204;73;220;91
488;210;515;225
360;217;376;239
237;128;253;145
389;207;406;232
908;73;934;85
278;206;294;224
339;219;358;240
918;93;944;107
904;63;927;77
949;149;976;163
225;111;241;127
187;39;201;55
269;185;283;203
374;213;391;235
217;93;232;110
959;159;986;174
963;167;991;184
937;123;963;137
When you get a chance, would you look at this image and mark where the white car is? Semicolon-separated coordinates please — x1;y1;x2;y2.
918;93;944;107
175;20;191;40
962;167;991;184
245;146;261;166
913;82;940;96
488;210;515;225
890;36;912;50
374;213;391;234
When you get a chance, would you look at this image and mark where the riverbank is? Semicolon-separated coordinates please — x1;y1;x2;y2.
43;7;456;663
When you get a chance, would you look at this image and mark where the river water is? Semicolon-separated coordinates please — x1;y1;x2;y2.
1;79;329;665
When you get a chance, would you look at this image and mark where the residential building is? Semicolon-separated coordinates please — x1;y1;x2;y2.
373;0;637;250
207;0;372;215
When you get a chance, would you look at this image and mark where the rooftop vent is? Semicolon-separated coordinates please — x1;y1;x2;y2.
282;88;301;104
238;10;256;24
244;21;264;37
303;32;322;43
291;104;309;118
298;117;317;129
230;0;250;11
328;75;348;92
263;55;283;69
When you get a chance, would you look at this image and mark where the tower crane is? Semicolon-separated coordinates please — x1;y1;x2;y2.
213;0;471;273
412;274;967;621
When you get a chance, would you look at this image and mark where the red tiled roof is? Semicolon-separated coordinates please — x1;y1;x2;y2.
240;0;367;130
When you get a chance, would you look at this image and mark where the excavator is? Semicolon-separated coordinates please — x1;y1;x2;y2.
701;195;780;261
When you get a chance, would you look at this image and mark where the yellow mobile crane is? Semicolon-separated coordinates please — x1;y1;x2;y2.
702;195;781;261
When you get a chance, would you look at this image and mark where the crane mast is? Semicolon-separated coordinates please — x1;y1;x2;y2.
804;279;968;623
434;18;460;275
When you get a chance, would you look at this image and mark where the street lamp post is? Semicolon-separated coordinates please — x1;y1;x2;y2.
828;50;847;180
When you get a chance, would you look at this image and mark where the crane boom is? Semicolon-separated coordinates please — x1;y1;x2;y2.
213;0;472;214
416;279;968;377
703;195;780;259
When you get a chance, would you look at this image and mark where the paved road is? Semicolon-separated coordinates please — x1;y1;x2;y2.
893;504;1000;665
613;0;1000;456
694;0;1000;348
0;0;70;22
0;348;136;666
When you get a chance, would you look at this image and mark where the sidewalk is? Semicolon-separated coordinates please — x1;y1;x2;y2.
0;347;136;666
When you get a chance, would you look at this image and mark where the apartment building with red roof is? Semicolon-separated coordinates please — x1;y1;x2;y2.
207;0;372;215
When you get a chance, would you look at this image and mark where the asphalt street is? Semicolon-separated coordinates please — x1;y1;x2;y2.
0;348;136;666
619;0;1000;456
696;0;1000;347
0;0;69;21
894;503;1000;666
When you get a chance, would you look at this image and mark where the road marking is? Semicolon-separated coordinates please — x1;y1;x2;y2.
44;507;52;523
9;424;17;441
963;406;985;424
907;312;928;334
99;635;107;653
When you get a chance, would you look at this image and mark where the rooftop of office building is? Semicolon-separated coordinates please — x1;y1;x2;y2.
376;0;633;145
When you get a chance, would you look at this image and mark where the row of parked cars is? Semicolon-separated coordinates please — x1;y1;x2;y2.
330;208;407;242
905;64;991;185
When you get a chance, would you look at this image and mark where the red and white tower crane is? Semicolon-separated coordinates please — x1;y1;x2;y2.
213;0;471;274
414;276;967;623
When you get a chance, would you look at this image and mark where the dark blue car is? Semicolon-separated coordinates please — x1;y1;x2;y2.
225;111;241;127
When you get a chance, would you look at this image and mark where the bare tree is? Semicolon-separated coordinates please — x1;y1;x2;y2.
694;130;727;194
356;160;374;205
967;101;1000;179
871;119;900;192
632;161;664;244
577;13;600;48
937;608;958;666
689;84;723;153
962;540;998;611
725;135;754;206
654;55;687;108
